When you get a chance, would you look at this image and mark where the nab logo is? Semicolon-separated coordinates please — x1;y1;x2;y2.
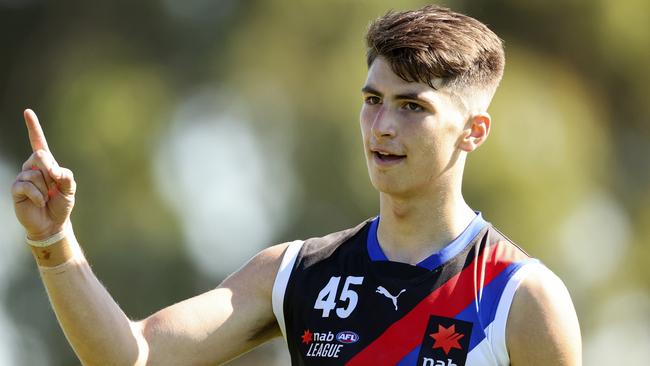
421;358;458;366
336;331;359;344
431;324;464;355
417;316;472;366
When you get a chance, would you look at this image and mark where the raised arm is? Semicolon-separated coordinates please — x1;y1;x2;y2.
12;109;285;365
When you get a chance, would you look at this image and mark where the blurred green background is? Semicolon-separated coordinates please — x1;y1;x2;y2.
1;0;649;365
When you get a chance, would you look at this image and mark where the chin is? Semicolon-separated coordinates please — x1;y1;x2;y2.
369;175;411;197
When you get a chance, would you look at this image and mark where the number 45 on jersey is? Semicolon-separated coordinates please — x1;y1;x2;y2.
314;276;364;318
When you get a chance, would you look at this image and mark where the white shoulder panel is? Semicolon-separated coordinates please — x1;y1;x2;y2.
490;261;548;365
271;240;304;340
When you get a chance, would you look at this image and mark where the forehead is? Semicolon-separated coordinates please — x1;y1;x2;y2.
363;57;443;98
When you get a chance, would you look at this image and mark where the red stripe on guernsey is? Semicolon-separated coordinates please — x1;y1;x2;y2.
346;241;528;366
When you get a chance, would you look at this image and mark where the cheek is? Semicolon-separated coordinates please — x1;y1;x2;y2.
359;106;375;137
360;105;373;123
410;123;448;160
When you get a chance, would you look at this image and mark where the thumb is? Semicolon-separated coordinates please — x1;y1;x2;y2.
49;166;76;196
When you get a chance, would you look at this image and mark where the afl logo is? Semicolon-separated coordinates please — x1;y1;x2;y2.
336;331;359;344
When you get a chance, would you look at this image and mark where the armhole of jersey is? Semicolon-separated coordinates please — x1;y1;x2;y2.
490;261;547;364
272;240;304;341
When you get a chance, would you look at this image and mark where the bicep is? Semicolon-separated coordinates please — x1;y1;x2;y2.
506;266;582;366
138;243;289;366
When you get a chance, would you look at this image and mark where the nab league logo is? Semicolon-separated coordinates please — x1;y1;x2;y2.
417;316;473;366
376;286;406;310
301;329;359;358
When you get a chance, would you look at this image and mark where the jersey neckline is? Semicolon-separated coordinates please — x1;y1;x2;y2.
366;212;488;271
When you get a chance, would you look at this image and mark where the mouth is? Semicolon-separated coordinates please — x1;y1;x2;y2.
372;150;407;165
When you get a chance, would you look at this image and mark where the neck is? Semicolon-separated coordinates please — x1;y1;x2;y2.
377;184;476;265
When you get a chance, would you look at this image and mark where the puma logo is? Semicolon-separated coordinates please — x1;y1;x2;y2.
376;286;406;310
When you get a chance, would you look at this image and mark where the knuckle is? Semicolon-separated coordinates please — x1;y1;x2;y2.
34;149;47;159
59;168;74;181
19;169;39;183
25;169;39;179
22;159;33;170
25;184;37;194
11;181;30;196
34;150;54;165
16;171;33;182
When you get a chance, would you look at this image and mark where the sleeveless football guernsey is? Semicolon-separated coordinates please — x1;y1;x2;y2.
272;213;547;366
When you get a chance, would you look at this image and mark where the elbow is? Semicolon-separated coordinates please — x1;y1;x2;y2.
77;321;150;366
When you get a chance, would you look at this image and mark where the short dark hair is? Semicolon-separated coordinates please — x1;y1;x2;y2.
366;5;505;104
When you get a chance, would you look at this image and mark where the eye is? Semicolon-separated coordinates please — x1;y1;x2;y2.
403;102;424;112
364;96;381;105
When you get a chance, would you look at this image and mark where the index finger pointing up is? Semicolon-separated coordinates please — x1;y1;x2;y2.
24;109;50;153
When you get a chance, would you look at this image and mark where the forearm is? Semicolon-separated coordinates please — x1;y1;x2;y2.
32;232;147;366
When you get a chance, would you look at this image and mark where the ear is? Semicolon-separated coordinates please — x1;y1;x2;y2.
458;113;491;152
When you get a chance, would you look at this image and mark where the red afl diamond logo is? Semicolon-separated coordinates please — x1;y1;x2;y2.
430;324;465;354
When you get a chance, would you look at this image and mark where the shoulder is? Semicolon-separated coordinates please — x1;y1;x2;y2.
229;218;372;299
222;242;293;298
232;218;373;294
506;265;582;365
297;219;372;269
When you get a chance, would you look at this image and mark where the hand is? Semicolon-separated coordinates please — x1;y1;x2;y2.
12;109;76;240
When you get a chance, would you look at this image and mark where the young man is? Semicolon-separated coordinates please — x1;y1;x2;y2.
12;6;581;366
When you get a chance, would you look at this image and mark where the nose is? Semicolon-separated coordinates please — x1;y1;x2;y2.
371;106;396;139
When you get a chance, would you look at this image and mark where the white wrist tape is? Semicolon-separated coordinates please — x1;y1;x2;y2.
26;230;67;248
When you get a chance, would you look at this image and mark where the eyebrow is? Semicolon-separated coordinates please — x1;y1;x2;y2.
361;86;382;96
361;85;436;109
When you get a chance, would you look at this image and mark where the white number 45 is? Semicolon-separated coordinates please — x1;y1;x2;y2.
314;276;364;318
